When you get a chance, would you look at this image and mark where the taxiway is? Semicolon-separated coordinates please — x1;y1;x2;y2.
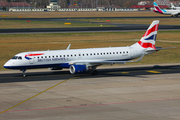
0;64;180;120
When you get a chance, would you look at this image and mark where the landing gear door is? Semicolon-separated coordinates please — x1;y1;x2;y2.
129;47;134;59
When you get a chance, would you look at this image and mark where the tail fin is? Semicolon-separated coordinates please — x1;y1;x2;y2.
138;20;159;49
153;2;164;14
171;3;175;8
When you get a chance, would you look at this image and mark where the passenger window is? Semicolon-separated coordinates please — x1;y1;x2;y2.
87;54;88;56
49;56;51;58
116;52;118;54
64;55;65;57
67;55;69;57
97;53;99;55
56;55;58;57
60;55;62;57
45;56;47;58
71;55;73;57
127;51;128;53
41;56;43;58
113;52;115;54
120;52;121;54
94;53;96;55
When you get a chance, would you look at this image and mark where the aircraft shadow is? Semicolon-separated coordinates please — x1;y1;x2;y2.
0;64;179;83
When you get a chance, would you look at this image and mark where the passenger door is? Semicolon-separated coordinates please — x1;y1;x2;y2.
29;53;34;64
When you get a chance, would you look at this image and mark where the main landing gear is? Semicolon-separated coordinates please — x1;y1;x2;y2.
89;66;98;75
21;69;26;78
171;15;178;17
90;70;98;75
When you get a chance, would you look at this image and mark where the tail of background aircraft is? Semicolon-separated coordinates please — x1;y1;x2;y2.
153;2;165;14
171;3;175;9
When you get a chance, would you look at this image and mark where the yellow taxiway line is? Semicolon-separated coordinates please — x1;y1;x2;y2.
0;76;80;114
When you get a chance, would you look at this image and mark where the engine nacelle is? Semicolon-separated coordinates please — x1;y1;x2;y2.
69;65;87;74
49;67;63;70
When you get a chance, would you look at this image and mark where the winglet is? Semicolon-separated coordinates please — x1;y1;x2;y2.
66;44;71;50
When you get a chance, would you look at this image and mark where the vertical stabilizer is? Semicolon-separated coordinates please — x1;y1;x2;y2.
153;2;164;14
138;20;159;49
171;3;175;9
130;20;160;58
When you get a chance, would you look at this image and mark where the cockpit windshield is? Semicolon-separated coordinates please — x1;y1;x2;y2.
11;56;22;60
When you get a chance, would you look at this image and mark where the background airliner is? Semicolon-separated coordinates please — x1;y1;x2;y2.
4;20;170;77
153;2;180;17
171;3;180;10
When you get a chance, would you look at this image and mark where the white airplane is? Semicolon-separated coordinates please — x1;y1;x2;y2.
4;20;171;77
171;3;180;10
153;2;180;17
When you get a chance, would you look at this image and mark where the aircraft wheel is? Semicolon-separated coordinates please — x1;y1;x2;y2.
91;70;98;75
171;15;174;17
22;73;26;78
175;15;178;17
21;70;26;78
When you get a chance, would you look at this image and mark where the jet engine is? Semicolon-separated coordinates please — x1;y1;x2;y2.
69;65;87;74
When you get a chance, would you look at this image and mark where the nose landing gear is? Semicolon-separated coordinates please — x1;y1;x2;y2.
21;69;26;78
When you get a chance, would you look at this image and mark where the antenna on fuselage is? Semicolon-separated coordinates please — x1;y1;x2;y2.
66;44;71;50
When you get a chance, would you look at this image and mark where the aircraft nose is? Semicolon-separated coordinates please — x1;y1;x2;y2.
4;60;13;69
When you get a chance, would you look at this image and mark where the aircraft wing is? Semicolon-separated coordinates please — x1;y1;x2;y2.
171;12;179;15
70;53;145;65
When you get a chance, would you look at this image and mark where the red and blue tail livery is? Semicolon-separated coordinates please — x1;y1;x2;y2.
138;20;159;49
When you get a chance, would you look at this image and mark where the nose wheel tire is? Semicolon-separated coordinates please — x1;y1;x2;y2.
21;70;26;78
22;73;26;78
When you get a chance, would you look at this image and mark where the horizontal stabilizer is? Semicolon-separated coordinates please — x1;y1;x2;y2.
145;46;176;52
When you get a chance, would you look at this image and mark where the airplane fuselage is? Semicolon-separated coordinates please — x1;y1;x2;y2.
4;46;142;70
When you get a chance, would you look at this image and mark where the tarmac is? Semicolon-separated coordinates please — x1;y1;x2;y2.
0;64;180;120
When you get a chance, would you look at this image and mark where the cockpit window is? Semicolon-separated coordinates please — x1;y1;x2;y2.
18;56;22;60
12;56;18;59
11;56;22;60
